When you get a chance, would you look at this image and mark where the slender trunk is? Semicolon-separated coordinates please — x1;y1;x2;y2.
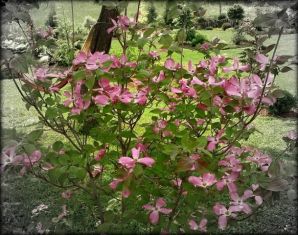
87;5;119;53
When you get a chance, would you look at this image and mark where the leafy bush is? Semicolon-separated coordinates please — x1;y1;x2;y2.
186;28;196;42
45;7;58;28
222;22;232;30
146;3;158;24
227;5;245;24
217;14;228;27
218;14;227;21
232;32;246;45
191;32;207;47
175;3;193;29
4;12;293;234
269;90;297;116
205;26;213;30
53;40;75;66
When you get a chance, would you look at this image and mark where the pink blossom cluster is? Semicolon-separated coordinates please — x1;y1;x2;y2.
107;15;136;34
63;80;91;115
92;79;149;107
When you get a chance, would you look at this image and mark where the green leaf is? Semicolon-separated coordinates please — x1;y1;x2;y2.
262;177;289;192
196;136;208;148
26;129;43;142
275;55;292;65
52;141;64;152
158;34;173;48
271;89;285;98
48;166;68;185
280;66;293;73
162;144;179;160
22;143;36;155
176;29;186;43
45;107;58;119
135;69;150;79
45;97;55;106
137;38;148;49
262;44;275;54
120;130;136;138
73;70;85;81
143;27;155;38
134;164;144;177
85;76;95;89
68;166;86;180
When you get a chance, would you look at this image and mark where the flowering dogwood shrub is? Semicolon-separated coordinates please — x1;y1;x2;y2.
3;14;293;233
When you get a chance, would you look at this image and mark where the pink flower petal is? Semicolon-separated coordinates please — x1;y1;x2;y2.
159;208;172;215
188;176;202;187
213;203;226;215
189;220;199;230
218;215;227;230
137;157;155;167
131;147;140;159
255;195;263;205
255;53;269;65
118;157;135;169
199;218;208;232
143;204;155;211
109;178;123;189
156;198;166;208
149;210;159;225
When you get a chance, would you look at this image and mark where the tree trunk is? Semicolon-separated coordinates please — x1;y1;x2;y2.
82;5;119;54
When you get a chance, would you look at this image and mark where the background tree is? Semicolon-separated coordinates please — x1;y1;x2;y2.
227;4;245;26
82;5;119;54
146;2;157;24
163;0;176;27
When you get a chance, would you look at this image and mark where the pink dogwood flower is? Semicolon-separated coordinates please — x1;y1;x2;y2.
255;53;269;71
149;51;160;59
218;155;243;172
191;76;206;87
222;58;250;73
188;60;196;74
207;129;224;151
35;68;48;81
200;42;210;51
91;165;103;177
251;184;263;205
213;203;238;230
94;148;106;161
135;87;150;105
153;119;167;133
229;189;253;214
61;190;72;199
143;198;172;225
86;51;111;70
188;173;217;188
213;96;230;115
73;51;88;66
109;169;133;190
247;151;272;171
216;172;239;193
164;58;180;71
93;94;110;106
152;71;165;83
189;218;207;232
1;144;24;171
118;147;155;169
23;150;42;167
107;15;135;34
